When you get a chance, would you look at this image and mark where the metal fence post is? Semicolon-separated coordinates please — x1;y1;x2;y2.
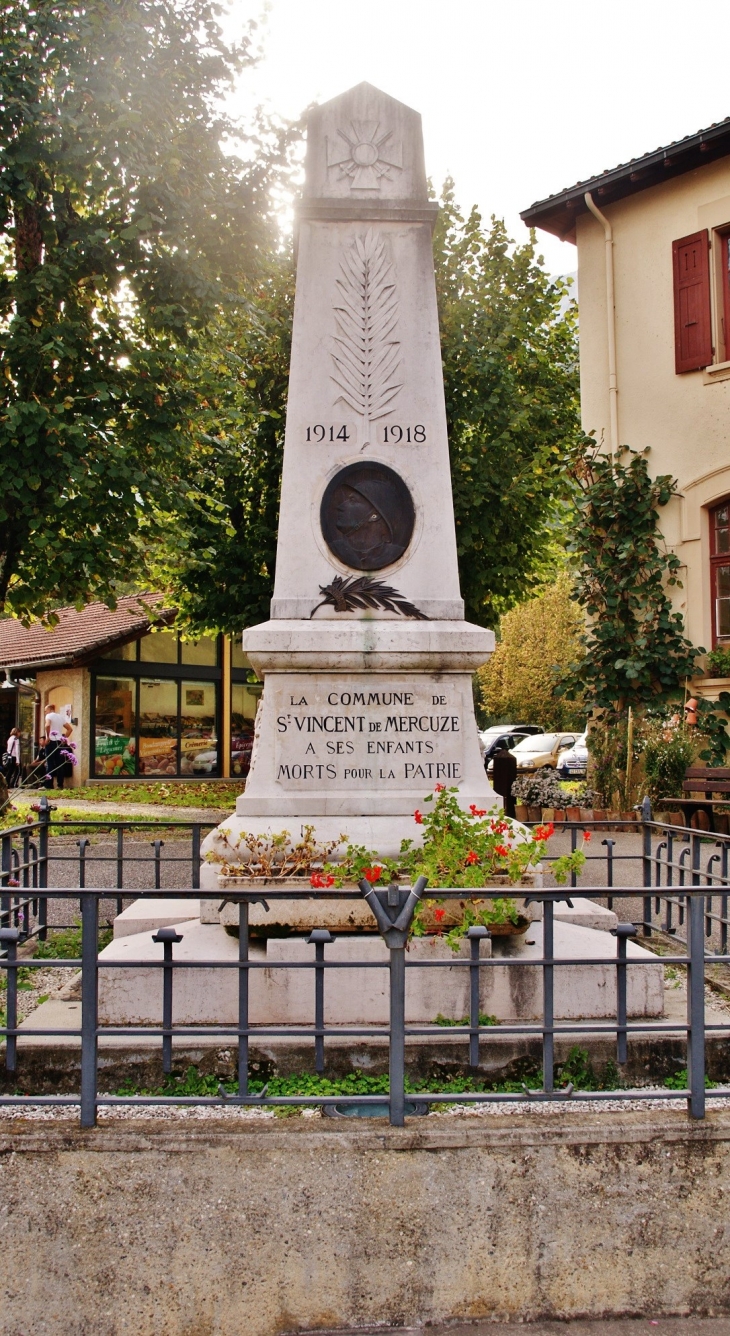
152;839;165;892
77;837;90;889
37;796;50;892
467;925;490;1069
152;927;183;1075
358;875;427;1128
642;809;653;936
612;924;637;1064
0;832;10;929
0;928;20;1072
238;901;249;1096
191;825;201;891
687;891;706;1119
307;929;334;1075
543;898;555;1092
80;892;99;1129
602;837;615;910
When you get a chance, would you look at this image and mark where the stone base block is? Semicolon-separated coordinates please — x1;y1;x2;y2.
97;919;663;1026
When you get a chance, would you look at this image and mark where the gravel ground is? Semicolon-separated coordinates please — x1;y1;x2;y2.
0;1092;727;1122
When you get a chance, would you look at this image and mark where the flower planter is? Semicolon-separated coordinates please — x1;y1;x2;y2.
515;804;529;821
541;808;555;821
553;809;566;823
579;808;594;823
566;805;582;821
215;875;377;933
416;872;540;937
527;805;542;821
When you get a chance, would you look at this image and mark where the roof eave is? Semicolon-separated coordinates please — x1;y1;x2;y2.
521;119;730;241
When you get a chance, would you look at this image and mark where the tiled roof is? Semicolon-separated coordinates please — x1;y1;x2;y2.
521;116;730;241
0;594;172;672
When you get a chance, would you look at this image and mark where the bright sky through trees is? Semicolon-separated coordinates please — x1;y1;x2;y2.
222;0;730;272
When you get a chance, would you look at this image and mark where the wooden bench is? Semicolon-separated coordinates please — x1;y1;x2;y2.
657;767;730;832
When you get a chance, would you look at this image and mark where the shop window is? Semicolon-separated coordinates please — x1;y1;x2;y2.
180;680;218;775
231;682;259;777
711;502;730;645
181;637;218;667
95;678;137;777
138;678;179;775
139;629;178;663
100;640;137;661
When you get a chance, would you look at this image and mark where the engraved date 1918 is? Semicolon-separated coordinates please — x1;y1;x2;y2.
306;424;352;442
378;423;427;444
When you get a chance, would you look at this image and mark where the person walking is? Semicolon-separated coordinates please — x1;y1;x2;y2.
3;727;21;788
44;703;72;790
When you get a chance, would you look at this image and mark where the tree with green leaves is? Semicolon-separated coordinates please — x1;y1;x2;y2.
477;571;585;730
563;443;700;714
434;183;581;627
0;0;289;622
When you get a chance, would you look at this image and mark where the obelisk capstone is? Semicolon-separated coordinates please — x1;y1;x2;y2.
207;82;496;863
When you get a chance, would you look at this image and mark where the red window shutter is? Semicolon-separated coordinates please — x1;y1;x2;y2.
673;230;713;373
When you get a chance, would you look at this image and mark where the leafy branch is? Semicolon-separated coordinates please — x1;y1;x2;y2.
310;575;427;620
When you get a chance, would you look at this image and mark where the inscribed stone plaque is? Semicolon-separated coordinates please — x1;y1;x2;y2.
273;674;468;791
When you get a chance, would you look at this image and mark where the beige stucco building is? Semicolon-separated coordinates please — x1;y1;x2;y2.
522;117;730;682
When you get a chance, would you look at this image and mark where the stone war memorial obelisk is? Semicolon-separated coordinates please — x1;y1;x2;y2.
207;82;496;866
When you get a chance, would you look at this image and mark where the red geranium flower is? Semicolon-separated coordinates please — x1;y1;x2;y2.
470;804;487;817
534;823;555;842
495;844;511;858
434;908;446;922
434;783;445;792
583;830;592;842
490;818;508;835
363;866;382;883
465;850;479;865
310;873;335;888
414;810;423;824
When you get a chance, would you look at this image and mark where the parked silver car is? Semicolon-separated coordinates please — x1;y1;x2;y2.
557;733;589;779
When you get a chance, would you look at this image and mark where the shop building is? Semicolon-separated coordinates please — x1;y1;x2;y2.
0;595;260;784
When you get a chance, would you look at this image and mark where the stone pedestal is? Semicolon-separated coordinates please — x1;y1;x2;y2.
202;83;496;872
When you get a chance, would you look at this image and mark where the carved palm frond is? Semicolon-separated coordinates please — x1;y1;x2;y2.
310;575;427;620
331;229;401;447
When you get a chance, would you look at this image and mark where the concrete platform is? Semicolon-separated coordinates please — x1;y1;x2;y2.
93;917;663;1026
113;899;200;938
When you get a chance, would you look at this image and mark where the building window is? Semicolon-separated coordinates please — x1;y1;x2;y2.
92;631;222;777
711;502;730;645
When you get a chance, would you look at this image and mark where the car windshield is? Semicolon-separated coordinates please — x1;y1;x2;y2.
512;733;560;753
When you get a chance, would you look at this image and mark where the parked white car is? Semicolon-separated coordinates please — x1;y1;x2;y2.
557;733;589;779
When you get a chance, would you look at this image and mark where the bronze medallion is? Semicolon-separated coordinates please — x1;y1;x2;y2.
320;461;415;571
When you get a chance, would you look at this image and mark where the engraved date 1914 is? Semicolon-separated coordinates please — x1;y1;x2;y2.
306;424;352;442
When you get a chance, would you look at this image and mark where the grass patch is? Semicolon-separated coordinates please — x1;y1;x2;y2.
433;1012;498;1027
663;1068;714;1090
112;1047;620;1102
71;782;244;808
34;923;112;959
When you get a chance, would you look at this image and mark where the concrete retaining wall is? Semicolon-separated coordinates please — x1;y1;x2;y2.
3;1110;730;1335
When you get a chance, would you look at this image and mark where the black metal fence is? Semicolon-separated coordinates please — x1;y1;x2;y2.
2;798;730;1127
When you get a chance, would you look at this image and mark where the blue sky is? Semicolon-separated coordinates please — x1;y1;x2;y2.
223;0;730;273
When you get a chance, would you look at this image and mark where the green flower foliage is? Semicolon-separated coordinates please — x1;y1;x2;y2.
564;444;700;713
434;183;582;626
0;0;292;622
